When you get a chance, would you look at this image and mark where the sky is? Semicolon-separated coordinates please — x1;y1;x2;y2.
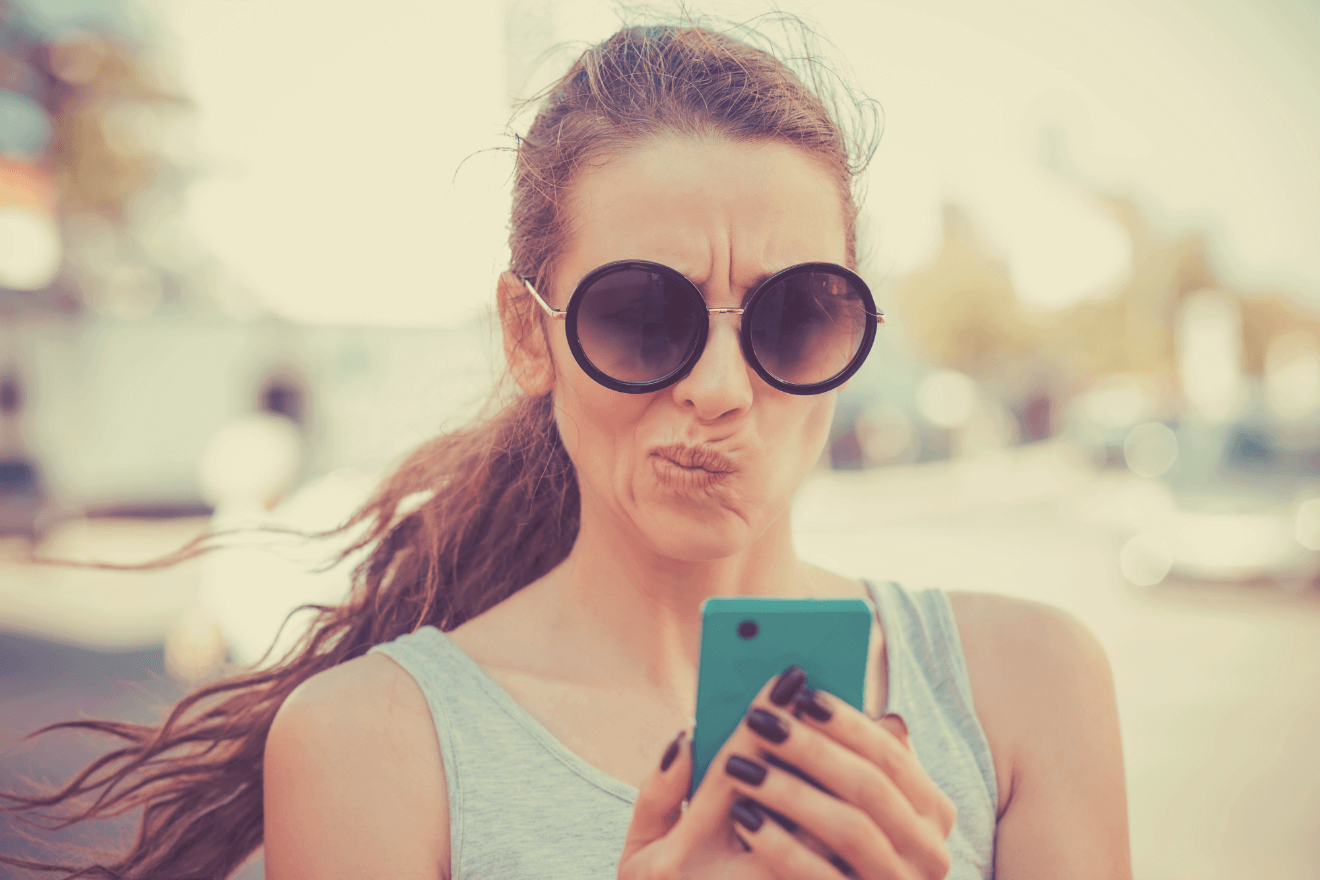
158;0;1320;326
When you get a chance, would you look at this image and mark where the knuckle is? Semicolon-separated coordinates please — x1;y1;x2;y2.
838;804;876;843
794;726;828;765
937;793;958;834
925;841;953;878
909;824;952;878
888;823;940;878
875;746;903;779
782;843;839;880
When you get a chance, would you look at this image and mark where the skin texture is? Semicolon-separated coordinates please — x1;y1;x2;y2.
262;137;1132;879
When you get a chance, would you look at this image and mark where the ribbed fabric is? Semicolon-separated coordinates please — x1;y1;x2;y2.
367;580;997;879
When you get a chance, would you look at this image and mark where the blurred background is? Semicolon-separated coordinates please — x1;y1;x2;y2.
1;0;1318;876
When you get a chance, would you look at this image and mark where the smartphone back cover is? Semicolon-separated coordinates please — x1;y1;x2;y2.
691;597;873;795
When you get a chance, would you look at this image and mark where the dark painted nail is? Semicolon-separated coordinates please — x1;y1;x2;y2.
829;853;856;876
746;708;789;744
769;665;808;706
725;754;767;786
659;731;683;772
794;688;833;723
730;797;764;832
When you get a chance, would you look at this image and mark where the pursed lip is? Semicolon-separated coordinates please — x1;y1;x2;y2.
650;443;737;475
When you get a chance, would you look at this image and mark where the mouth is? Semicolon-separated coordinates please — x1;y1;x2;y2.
650;443;736;490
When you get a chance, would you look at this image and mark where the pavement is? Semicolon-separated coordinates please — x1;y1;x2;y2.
2;441;1318;878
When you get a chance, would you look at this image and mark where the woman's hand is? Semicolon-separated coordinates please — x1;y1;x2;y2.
618;669;958;879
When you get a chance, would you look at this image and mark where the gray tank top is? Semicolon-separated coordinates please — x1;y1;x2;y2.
368;580;997;879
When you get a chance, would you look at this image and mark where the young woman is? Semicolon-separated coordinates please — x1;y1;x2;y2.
2;23;1129;880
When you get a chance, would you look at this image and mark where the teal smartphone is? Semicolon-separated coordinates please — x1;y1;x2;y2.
690;596;875;796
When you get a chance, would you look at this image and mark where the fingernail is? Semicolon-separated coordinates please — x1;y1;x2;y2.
769;665;807;706
730;797;764;832
659;731;684;772
745;708;789;744
794;688;833;723
725;754;767;786
881;712;909;738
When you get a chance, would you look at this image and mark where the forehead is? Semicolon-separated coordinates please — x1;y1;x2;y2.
560;136;847;288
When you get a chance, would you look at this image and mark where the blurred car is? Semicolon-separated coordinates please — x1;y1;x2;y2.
1065;375;1169;469
1122;417;1320;591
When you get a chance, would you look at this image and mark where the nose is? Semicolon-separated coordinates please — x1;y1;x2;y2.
670;315;754;421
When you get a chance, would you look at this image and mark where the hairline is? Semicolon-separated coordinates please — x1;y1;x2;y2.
544;128;858;298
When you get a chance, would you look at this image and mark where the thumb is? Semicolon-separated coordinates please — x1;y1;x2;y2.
621;728;692;858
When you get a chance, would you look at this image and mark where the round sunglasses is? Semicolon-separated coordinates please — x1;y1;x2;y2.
523;260;884;395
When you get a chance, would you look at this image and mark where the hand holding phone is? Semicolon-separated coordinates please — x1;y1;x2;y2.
616;596;959;879
619;669;959;879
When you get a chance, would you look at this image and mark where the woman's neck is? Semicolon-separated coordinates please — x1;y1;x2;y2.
530;507;813;707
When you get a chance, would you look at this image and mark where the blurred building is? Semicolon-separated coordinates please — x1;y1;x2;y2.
0;2;509;531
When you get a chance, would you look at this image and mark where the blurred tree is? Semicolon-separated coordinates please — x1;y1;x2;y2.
894;202;1047;380
49;35;185;223
1055;195;1320;382
890;188;1320;430
0;0;192;315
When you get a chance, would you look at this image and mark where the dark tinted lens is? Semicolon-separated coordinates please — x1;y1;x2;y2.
749;271;869;386
576;268;703;384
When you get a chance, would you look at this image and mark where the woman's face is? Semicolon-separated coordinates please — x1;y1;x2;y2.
545;136;849;562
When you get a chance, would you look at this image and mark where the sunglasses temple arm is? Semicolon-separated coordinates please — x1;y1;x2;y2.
522;277;567;319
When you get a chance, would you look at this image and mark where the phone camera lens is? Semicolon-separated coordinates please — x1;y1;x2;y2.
737;620;759;639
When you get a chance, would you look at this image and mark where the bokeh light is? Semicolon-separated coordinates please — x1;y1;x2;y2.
916;369;976;429
0;207;61;290
1123;422;1179;478
1120;533;1173;586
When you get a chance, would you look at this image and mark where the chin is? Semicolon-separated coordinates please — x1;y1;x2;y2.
635;502;765;562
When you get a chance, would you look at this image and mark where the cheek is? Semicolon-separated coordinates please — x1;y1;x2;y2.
549;348;643;478
775;395;836;469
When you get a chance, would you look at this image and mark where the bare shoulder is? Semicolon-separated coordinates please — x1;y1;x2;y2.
281;650;434;726
944;592;1114;791
946;590;1111;691
946;591;1130;878
264;652;450;880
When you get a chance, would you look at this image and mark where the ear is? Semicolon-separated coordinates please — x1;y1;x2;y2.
497;270;555;397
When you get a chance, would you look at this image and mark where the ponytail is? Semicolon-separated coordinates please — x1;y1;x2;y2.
0;392;577;878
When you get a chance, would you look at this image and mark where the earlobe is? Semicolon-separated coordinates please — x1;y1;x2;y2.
497;271;555;396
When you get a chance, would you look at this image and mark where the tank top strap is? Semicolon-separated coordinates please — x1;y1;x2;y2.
367;626;635;880
863;580;998;879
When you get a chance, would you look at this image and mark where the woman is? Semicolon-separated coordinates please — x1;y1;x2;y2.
2;23;1129;880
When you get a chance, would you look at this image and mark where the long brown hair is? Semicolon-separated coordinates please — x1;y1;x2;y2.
1;18;878;879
